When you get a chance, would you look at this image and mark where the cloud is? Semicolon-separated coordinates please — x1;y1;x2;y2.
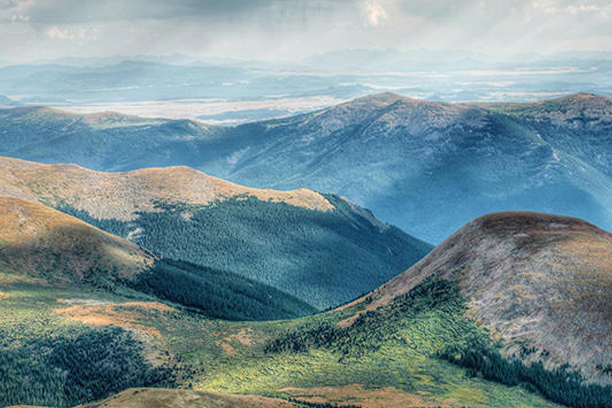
10;14;29;22
44;24;98;41
0;0;610;63
530;0;612;16
0;0;299;24
361;0;388;26
45;25;72;40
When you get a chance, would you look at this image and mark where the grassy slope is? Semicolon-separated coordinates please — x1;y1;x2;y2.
0;276;176;407
0;271;563;408
0;195;152;285
191;280;563;408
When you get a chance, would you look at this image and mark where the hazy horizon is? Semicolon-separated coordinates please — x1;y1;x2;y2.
1;0;611;64
1;0;611;123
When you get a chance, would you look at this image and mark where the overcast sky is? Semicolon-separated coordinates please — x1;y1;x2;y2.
1;0;611;63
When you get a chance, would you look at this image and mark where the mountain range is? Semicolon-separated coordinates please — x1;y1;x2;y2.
1;54;610;111
0;156;431;310
2;92;612;408
2;92;612;242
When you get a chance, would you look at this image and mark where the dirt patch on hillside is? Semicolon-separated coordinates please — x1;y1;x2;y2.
279;384;438;408
54;300;177;338
218;342;236;356
228;328;253;346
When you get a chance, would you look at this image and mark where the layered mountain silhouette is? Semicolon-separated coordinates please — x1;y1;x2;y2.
1;93;611;242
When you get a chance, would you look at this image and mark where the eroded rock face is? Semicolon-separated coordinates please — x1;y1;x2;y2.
366;211;612;385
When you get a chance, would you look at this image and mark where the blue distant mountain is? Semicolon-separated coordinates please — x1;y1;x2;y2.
0;94;20;106
1;92;612;243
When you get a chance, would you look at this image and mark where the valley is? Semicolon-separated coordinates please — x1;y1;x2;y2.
1;188;611;407
0;157;431;310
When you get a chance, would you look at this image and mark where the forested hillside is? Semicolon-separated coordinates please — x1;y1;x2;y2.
62;195;431;309
0;157;432;310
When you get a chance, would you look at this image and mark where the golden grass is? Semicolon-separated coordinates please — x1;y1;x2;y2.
54;301;177;338
0;195;153;282
0;156;334;221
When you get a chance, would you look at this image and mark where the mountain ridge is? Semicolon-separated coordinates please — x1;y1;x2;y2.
346;210;612;386
2;92;612;243
0;156;432;309
0;156;334;220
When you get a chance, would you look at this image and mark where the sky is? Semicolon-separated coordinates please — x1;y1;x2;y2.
0;0;611;63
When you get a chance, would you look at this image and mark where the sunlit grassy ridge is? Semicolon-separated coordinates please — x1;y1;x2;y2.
0;195;152;285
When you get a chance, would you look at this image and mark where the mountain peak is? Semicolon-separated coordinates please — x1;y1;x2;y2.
542;92;612;106
359;91;406;102
364;210;612;306
351;210;612;384
351;92;443;107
